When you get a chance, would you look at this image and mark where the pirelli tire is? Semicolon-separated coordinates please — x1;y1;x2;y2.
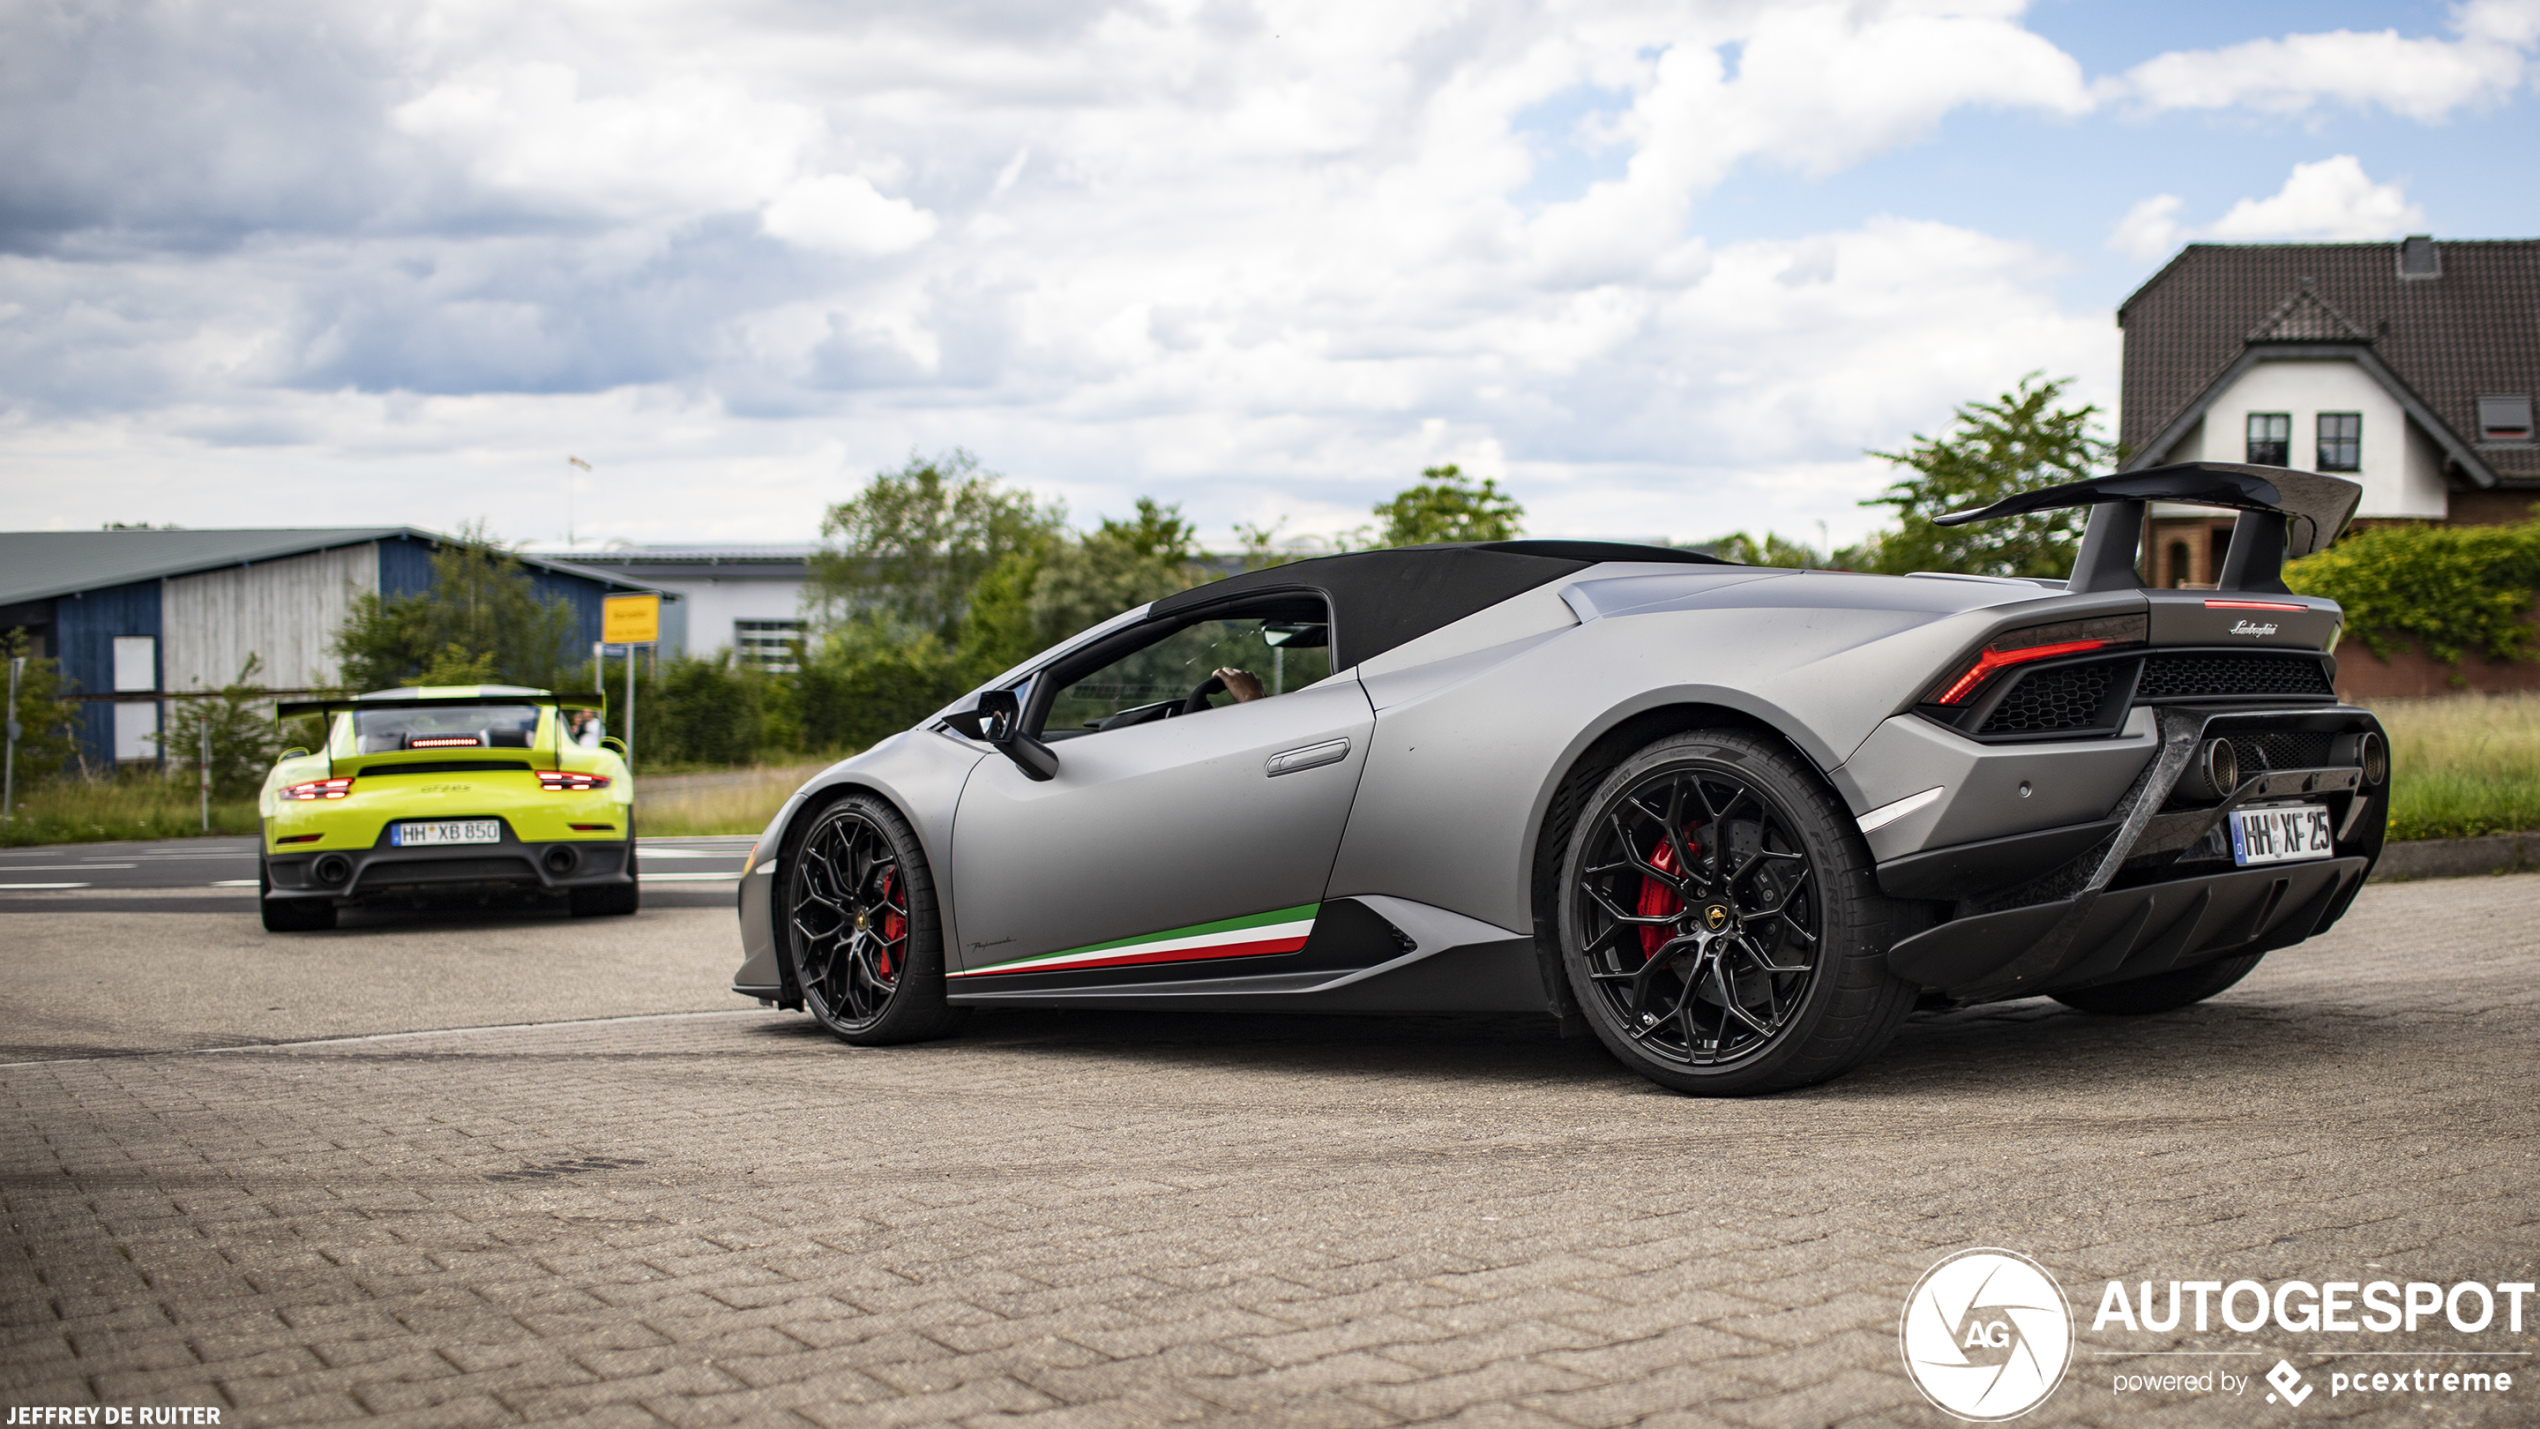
785;792;966;1047
1558;729;1917;1096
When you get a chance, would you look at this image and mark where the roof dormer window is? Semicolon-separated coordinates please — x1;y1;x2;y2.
2478;394;2533;444
2397;235;2440;280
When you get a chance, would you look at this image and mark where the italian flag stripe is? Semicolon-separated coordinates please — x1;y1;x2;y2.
951;904;1319;978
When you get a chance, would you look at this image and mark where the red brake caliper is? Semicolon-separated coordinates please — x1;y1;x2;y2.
878;869;905;980
1637;836;1683;959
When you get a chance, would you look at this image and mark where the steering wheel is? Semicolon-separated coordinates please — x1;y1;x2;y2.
1180;673;1227;716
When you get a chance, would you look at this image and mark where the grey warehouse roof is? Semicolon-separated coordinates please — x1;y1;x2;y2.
0;527;662;607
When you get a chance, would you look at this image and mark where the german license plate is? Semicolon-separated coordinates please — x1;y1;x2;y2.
391;820;501;847
2229;804;2334;866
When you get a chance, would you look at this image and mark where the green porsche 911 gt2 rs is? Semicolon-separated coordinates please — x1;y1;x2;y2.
257;685;637;931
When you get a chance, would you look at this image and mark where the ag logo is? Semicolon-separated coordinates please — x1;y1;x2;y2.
1701;902;1732;931
1899;1248;2073;1421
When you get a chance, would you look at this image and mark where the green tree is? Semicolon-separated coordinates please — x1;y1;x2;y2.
795;624;972;755
1859;374;2120;579
331;525;579;692
1364;464;1525;547
809;450;1066;645
649;654;770;765
3;629;84;784
1703;532;1824;568
157;655;286;800
1025;498;1208;651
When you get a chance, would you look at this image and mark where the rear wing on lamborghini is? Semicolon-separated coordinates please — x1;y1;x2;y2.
1934;461;2362;595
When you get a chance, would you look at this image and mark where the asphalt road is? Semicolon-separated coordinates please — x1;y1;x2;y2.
2;875;2534;1426
0;833;754;911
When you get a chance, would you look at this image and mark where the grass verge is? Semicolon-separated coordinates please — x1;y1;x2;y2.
2369;693;2540;842
2;779;260;846
638;762;832;837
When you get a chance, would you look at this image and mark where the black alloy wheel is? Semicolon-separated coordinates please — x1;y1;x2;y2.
1560;730;1915;1095
787;794;964;1045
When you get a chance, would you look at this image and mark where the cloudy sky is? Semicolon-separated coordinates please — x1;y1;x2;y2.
5;0;2537;550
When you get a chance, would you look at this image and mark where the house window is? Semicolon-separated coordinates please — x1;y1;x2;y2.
2479;394;2534;443
2316;413;2361;471
734;619;806;671
2245;413;2291;467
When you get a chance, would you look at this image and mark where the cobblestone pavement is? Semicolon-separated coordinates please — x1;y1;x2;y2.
4;877;2536;1428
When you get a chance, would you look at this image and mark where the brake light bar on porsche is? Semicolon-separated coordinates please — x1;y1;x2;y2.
280;777;354;800
537;771;612;792
1928;614;2149;707
408;735;480;748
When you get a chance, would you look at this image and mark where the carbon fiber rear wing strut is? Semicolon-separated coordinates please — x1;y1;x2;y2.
1931;461;2363;595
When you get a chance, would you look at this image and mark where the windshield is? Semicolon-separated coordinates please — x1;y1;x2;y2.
347;704;543;753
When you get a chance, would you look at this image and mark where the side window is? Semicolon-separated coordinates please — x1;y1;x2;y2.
1038;599;1333;739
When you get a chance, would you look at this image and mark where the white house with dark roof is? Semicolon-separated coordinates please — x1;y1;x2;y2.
520;545;816;669
2117;236;2539;591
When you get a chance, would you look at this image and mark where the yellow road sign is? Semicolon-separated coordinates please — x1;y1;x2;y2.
602;594;661;644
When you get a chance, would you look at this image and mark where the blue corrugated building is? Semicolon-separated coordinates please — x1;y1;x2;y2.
0;528;669;771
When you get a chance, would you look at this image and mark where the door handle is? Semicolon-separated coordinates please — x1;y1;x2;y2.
1265;738;1350;777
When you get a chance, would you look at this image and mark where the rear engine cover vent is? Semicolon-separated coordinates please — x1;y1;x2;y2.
1979;663;2115;735
2139;652;2333;701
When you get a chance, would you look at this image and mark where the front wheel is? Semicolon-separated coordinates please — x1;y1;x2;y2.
1558;730;1916;1096
786;793;965;1045
2053;953;2263;1015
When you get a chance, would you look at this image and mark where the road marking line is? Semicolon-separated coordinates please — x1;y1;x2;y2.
0;882;91;889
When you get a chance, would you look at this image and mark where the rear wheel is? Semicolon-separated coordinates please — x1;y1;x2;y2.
259;853;336;932
1559;730;1915;1096
2053;953;2264;1015
787;793;964;1045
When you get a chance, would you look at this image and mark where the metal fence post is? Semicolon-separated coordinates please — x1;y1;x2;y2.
4;656;22;828
624;644;635;772
199;711;211;833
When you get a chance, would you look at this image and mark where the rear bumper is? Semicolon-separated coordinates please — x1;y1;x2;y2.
264;836;633;901
1880;703;2386;1000
1888;855;2368;1000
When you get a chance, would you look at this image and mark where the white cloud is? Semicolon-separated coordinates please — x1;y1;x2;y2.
2108;157;2426;262
2104;1;2538;121
761;175;938;256
12;0;2520;551
2208;156;2427;242
2108;194;2185;262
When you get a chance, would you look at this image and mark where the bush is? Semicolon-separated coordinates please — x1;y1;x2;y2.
2286;510;2540;665
796;624;970;755
647;655;769;767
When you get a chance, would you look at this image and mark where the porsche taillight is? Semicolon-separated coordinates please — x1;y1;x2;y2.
537;771;611;792
281;777;355;800
1927;614;2148;706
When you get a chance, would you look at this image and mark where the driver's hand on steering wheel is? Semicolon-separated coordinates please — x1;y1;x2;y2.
1213;667;1266;703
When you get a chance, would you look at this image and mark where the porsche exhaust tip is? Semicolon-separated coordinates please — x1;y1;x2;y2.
312;854;353;886
541;846;579;877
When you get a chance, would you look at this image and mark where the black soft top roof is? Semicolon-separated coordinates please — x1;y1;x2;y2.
1148;540;1731;669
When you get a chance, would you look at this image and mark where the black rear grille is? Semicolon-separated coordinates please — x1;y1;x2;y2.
1979;663;2116;735
2139;652;2332;701
2228;730;2336;774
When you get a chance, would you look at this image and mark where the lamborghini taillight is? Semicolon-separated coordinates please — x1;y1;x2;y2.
1927;615;2147;706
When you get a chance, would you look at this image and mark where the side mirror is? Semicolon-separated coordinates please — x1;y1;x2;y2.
600;736;629;756
944;689;1059;782
279;747;310;760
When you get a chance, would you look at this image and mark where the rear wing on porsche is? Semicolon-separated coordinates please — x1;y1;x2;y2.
1933;461;2362;596
274;691;607;721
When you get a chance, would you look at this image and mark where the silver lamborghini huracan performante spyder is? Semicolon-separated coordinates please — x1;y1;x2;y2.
730;462;2387;1095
